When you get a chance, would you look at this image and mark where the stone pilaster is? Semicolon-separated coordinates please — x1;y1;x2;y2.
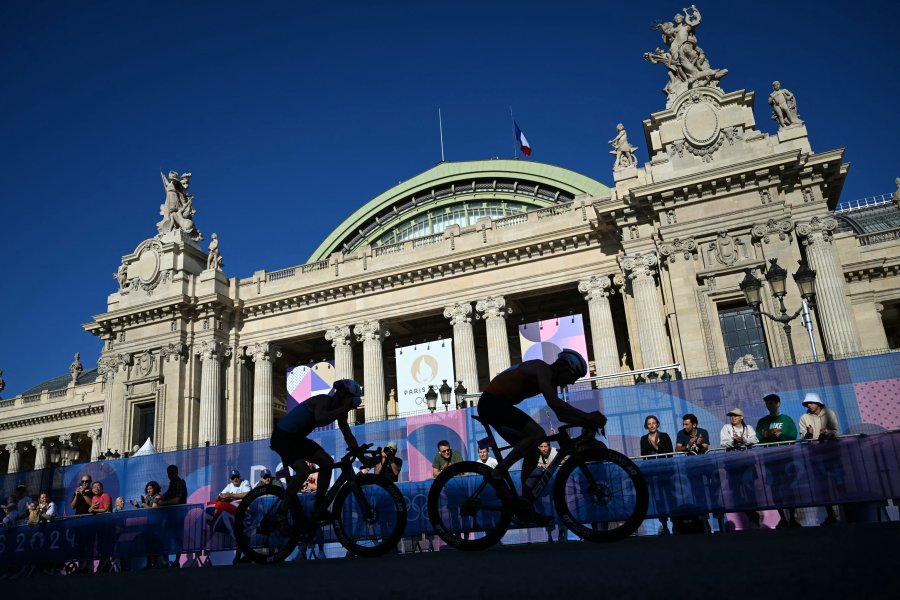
353;320;390;422
578;275;621;378
619;253;674;369
97;356;117;456
250;342;280;440
796;217;861;357
476;296;512;379
443;302;480;394
326;325;356;425
31;438;48;470
87;429;101;462
198;340;229;446
5;443;20;473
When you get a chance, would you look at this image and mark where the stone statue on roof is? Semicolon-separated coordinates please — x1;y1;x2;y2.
70;353;84;383
769;81;802;128
0;368;5;395
157;170;203;242
893;177;900;208
608;123;638;171
206;233;224;271
644;5;727;102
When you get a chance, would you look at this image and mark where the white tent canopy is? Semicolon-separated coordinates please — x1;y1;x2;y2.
131;437;158;456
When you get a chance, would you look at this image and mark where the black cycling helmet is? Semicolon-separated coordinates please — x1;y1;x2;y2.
556;349;588;379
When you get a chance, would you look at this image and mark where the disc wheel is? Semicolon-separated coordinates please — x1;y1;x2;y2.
552;448;648;542
332;474;407;557
233;484;304;564
427;461;512;551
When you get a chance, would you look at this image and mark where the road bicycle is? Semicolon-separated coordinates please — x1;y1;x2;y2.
233;443;407;564
427;416;648;550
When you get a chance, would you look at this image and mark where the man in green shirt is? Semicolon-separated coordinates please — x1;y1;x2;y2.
756;393;798;443
756;393;800;528
432;440;463;478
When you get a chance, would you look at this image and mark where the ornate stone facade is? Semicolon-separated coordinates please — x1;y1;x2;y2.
1;8;897;473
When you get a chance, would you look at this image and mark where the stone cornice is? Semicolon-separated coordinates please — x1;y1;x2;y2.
0;404;103;432
843;257;900;282
240;226;604;321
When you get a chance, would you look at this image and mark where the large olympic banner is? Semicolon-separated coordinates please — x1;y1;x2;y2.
394;339;456;415
286;360;335;411
518;314;588;366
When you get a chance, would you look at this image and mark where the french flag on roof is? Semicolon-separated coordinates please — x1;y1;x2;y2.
514;121;532;157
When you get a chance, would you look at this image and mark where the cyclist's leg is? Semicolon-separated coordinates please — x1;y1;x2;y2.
307;444;334;514
479;402;544;498
271;429;310;515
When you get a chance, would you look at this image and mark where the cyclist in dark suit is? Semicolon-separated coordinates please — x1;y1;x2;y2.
477;349;606;511
271;379;362;521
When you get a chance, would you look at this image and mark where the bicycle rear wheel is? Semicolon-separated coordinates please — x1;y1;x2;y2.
233;484;304;564
427;461;512;551
552;449;648;542
332;474;407;557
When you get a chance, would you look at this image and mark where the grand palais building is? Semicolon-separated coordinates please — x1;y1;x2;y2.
2;13;899;473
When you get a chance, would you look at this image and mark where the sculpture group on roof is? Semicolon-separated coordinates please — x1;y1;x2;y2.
644;5;727;101
157;170;203;242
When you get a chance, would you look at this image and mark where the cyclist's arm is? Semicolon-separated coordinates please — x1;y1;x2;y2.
337;413;360;450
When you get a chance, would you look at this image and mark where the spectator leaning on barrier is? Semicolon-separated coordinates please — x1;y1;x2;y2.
2;496;18;526
36;491;56;522
675;414;710;455
719;408;759;450
756;394;800;528
255;469;283;489
477;445;498;469
130;480;162;508
113;497;126;512
799;393;842;526
756;394;798;444
432;440;462;478
14;483;32;521
89;481;112;514
71;474;94;515
799;393;839;441
218;470;251;502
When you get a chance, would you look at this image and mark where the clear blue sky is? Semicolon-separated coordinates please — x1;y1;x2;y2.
1;0;898;396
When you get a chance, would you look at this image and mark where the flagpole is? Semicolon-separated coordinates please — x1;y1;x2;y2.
509;106;517;159
438;108;445;162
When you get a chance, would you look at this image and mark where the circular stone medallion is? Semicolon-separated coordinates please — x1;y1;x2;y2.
136;248;160;283
682;102;719;146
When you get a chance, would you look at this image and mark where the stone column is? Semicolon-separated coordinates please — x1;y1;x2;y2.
86;429;101;462
797;217;862;357
250;342;280;440
198;341;228;446
326;325;356;425
476;296;511;379
5;443;20;473
578;274;622;378
31;438;48;470
443;302;480;394
353;320;390;422
619;253;674;369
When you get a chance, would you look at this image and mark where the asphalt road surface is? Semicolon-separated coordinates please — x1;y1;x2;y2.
5;522;898;599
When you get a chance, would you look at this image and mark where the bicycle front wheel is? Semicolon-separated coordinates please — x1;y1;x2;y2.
427;461;512;551
233;484;303;564
332;474;407;557
552;449;648;542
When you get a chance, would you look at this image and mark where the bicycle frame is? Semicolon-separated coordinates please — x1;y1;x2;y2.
289;446;376;523
476;416;590;498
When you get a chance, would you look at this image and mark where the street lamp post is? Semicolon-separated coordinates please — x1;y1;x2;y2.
739;258;817;365
439;380;452;411
425;385;438;413
454;381;467;409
